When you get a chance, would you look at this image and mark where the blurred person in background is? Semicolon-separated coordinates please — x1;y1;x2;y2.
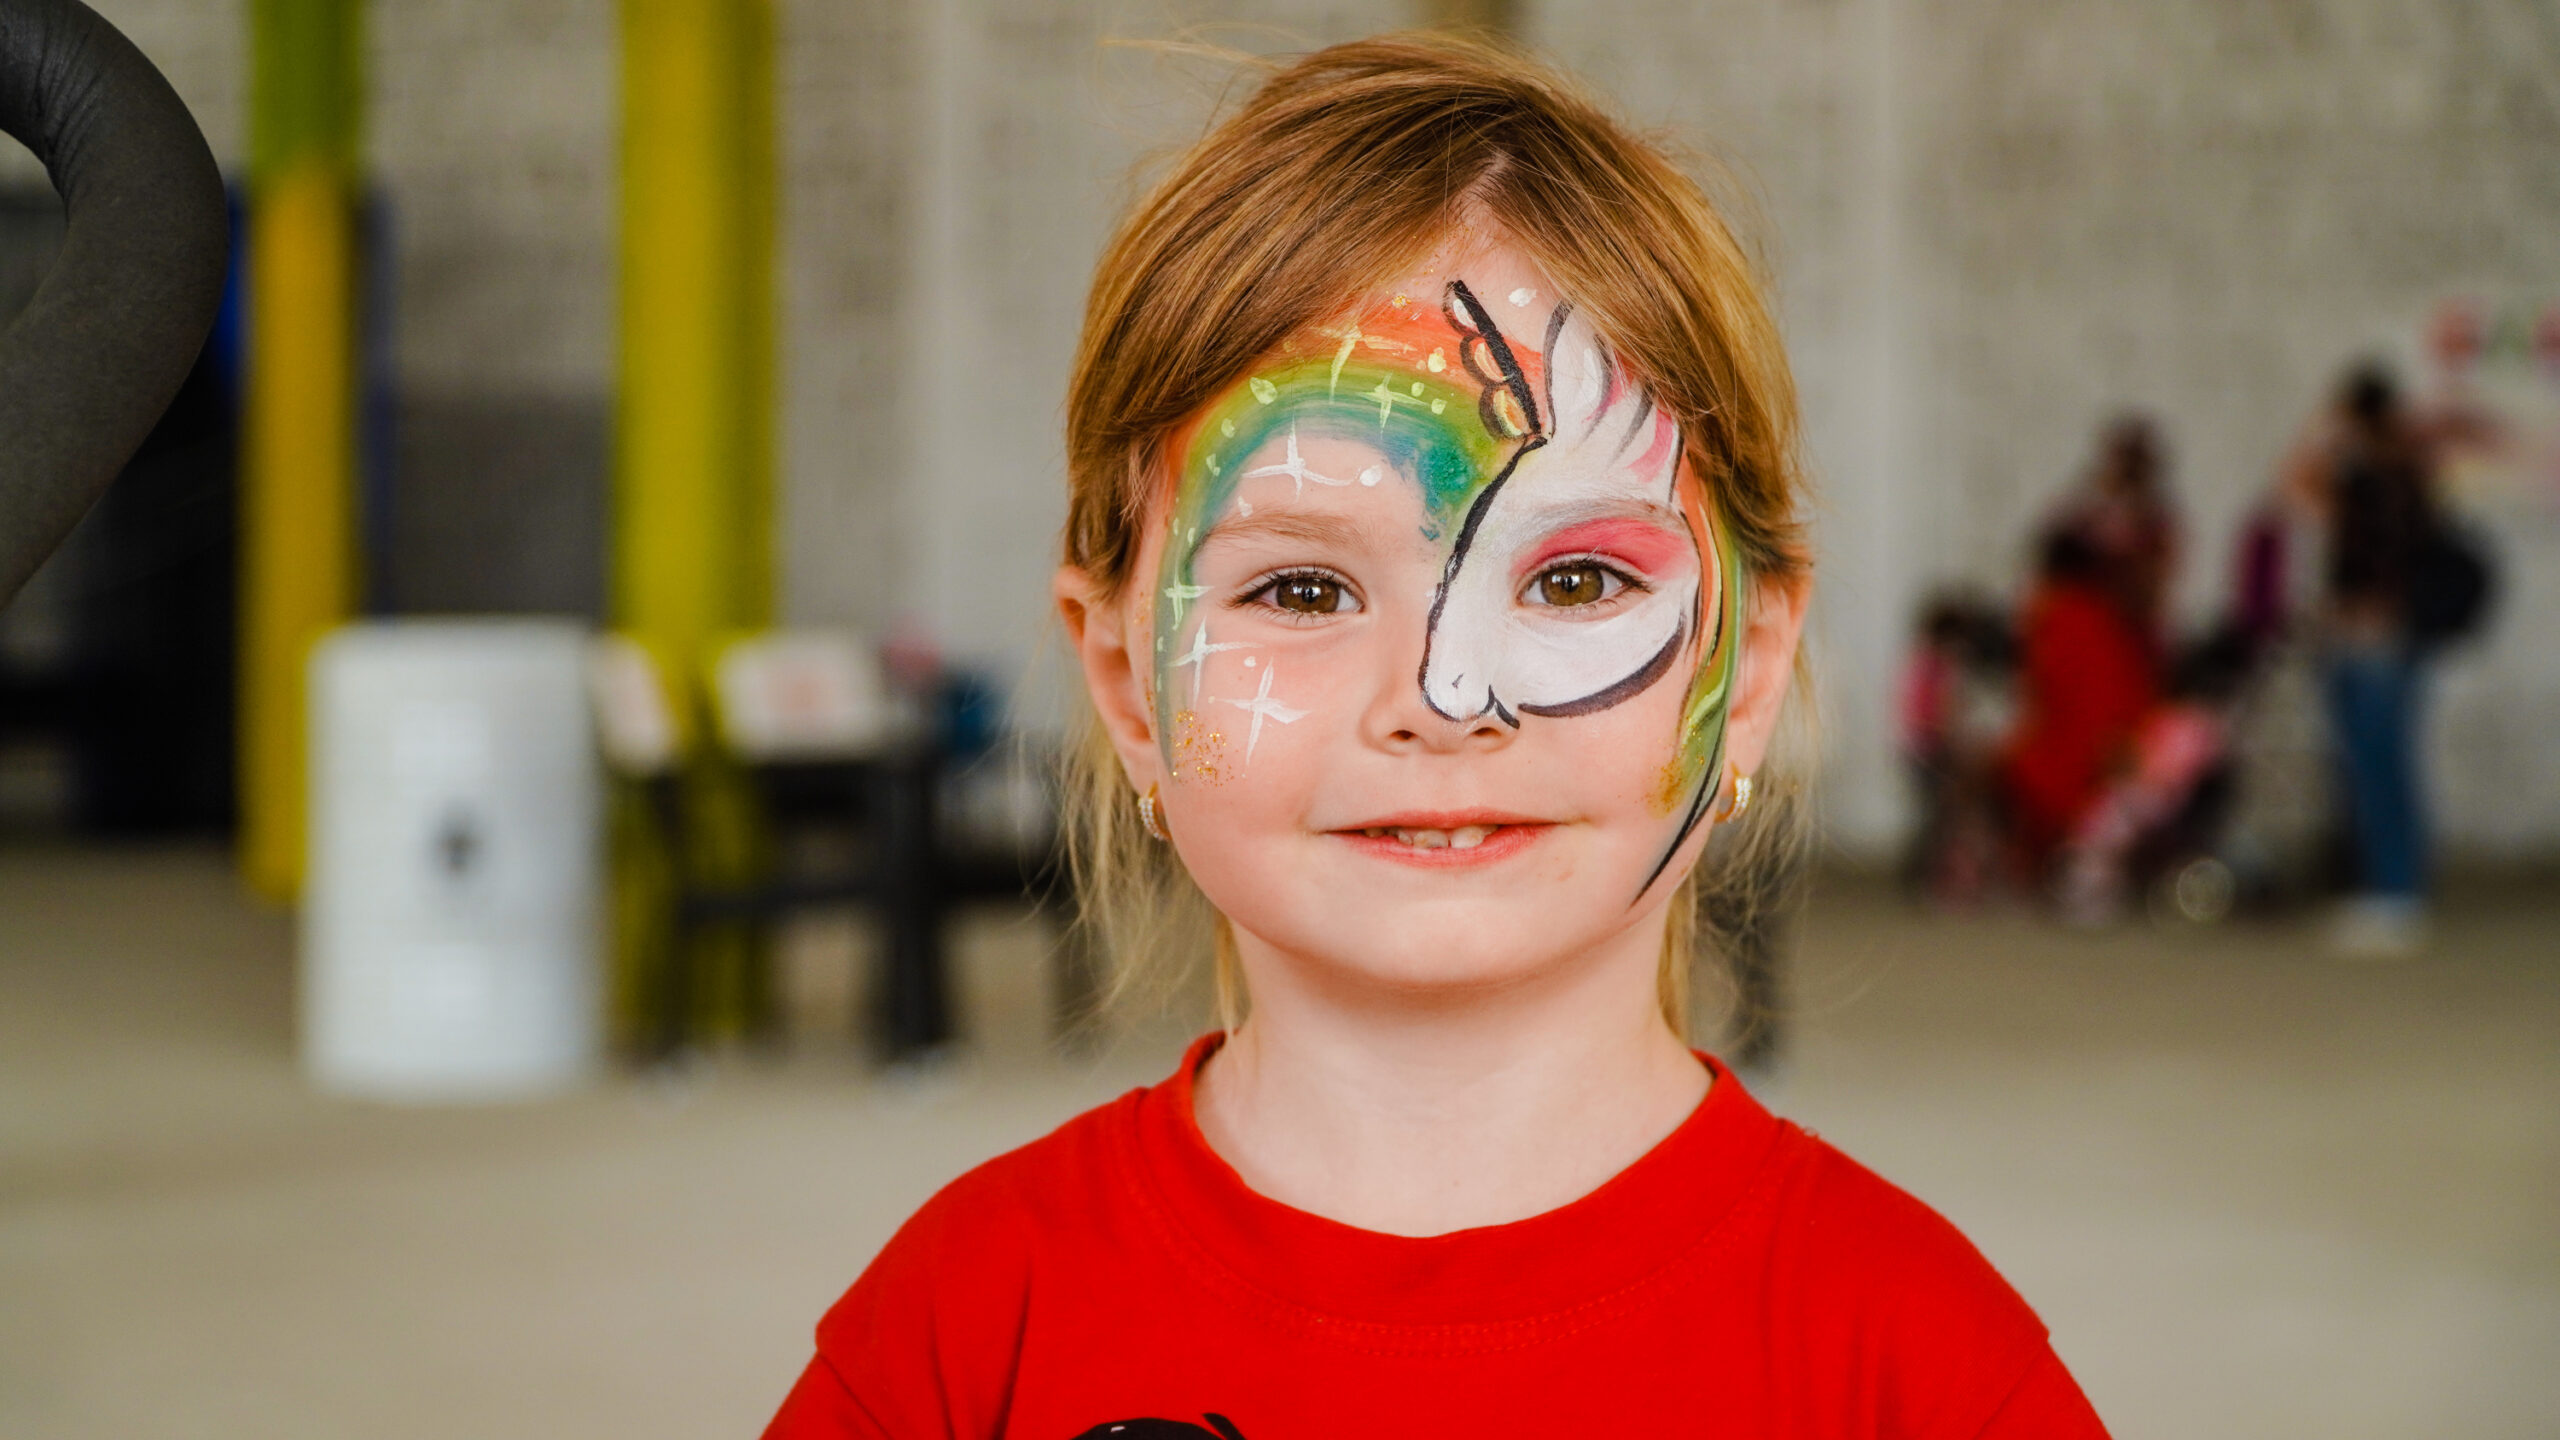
2049;414;2180;660
2051;630;2251;927
1896;598;1970;896
1896;593;2013;907
2002;528;2158;887
2278;363;2441;957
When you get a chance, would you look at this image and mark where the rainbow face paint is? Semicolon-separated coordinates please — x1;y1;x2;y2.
1154;277;1748;894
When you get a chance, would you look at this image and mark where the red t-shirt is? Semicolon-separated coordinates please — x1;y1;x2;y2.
766;1038;2109;1439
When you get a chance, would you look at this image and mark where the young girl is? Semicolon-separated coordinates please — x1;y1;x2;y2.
766;34;2107;1438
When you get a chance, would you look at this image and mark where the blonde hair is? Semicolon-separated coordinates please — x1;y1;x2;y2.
1059;32;1813;1039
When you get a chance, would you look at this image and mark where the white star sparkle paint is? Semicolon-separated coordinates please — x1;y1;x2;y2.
1241;425;1349;496
1218;662;1307;766
1161;579;1208;627
1170;620;1250;705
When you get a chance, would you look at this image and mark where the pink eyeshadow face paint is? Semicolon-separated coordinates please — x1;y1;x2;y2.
1509;518;1694;592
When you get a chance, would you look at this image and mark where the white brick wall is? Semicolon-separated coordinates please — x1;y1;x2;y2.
778;0;914;634
369;0;617;400
16;0;2558;854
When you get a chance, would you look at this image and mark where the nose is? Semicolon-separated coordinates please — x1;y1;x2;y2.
1421;662;1500;726
1361;632;1518;755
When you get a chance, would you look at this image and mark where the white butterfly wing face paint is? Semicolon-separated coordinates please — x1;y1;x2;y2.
1421;304;1698;722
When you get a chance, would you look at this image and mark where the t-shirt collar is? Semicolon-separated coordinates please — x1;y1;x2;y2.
1116;1031;1787;1328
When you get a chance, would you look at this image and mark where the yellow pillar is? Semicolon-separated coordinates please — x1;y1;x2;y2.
241;0;364;899
617;0;777;1041
618;0;774;649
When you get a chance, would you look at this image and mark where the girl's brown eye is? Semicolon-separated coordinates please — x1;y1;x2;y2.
1533;562;1611;607
1274;575;1346;614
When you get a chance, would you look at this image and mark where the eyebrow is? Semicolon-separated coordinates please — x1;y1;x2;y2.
1194;509;1369;550
1507;496;1691;532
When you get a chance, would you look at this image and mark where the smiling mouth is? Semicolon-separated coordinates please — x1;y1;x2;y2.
1357;824;1499;850
1331;816;1554;863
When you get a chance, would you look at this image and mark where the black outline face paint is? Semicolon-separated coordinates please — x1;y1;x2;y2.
1418;280;1549;723
1421;284;1693;727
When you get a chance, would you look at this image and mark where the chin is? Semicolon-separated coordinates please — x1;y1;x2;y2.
1234;903;1612;1000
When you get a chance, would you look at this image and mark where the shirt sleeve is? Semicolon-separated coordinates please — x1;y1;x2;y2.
759;1162;1037;1440
1970;1349;2111;1439
763;1354;895;1440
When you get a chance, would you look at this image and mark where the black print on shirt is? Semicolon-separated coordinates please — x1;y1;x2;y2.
1070;1415;1245;1440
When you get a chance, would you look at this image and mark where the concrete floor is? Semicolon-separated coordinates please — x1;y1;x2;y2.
1;847;2553;1438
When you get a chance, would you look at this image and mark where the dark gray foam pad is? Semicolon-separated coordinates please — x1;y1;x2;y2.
0;0;228;606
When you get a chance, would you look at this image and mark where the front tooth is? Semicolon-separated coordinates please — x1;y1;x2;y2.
1396;827;1450;849
1450;825;1491;850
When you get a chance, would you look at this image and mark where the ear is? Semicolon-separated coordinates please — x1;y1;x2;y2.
1056;564;1164;791
1718;571;1808;782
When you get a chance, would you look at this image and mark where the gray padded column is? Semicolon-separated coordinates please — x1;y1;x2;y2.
0;0;228;606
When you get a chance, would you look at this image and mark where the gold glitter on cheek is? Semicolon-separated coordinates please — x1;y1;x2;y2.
1651;758;1689;817
1171;709;1233;786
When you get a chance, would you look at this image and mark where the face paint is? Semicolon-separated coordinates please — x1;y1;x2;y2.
1643;513;1746;895
1153;271;1747;895
1419;297;1694;724
1171;709;1232;785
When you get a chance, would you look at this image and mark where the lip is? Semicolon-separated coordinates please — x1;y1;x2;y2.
1326;811;1557;868
1335;810;1551;830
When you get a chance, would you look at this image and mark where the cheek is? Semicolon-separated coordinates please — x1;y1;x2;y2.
1537;659;1702;815
1162;703;1240;788
1157;655;1343;882
1161;646;1354;794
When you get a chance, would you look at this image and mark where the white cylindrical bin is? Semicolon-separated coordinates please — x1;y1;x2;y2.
302;620;602;1100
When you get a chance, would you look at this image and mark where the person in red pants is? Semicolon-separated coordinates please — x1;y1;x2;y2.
2005;529;2160;883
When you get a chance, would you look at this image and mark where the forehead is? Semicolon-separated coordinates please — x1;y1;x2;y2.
1165;244;1573;538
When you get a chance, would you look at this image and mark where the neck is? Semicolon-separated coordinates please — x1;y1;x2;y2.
1193;910;1710;1237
